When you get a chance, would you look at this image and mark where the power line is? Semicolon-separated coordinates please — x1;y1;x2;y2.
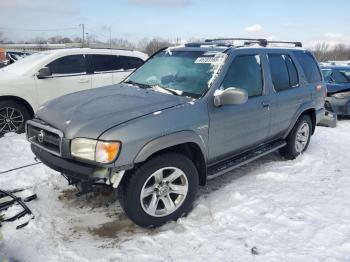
0;27;79;32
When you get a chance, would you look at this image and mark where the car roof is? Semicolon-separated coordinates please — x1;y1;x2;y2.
38;48;148;60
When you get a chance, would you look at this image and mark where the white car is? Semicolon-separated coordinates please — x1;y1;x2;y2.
0;48;148;135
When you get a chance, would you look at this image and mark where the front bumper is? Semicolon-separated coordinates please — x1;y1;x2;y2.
31;144;110;183
326;96;350;116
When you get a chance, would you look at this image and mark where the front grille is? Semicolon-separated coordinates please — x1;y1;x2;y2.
26;120;63;156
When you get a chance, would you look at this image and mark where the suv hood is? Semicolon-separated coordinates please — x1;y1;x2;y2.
36;84;191;139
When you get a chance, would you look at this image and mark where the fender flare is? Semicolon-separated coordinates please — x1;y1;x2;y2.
284;101;316;138
134;130;207;164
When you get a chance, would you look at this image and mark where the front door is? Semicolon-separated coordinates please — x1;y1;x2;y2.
35;54;91;105
208;54;271;163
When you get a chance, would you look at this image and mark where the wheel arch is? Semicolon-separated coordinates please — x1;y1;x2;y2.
285;103;316;138
134;131;208;186
0;95;35;118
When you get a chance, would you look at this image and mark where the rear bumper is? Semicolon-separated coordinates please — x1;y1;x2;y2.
315;107;326;124
326;96;350;116
31;144;109;182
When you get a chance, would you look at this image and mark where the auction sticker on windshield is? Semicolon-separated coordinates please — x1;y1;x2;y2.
195;55;225;64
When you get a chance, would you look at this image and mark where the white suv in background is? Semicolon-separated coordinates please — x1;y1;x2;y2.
0;48;148;135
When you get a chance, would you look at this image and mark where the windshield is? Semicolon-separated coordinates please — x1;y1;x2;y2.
126;50;227;98
1;52;51;75
322;68;350;83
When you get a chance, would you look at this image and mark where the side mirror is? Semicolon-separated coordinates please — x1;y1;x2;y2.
214;87;248;107
37;67;52;79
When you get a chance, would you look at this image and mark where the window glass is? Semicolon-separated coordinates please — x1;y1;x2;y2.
332;69;350;83
284;55;299;87
120;56;144;70
47;55;86;75
268;54;290;91
294;51;322;83
92;55;122;72
221;55;263;97
321;69;333;82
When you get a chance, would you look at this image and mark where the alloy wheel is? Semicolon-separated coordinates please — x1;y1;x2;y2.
0;107;24;134
295;121;310;153
140;167;189;217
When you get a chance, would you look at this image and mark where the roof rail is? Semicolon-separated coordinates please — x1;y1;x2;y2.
268;41;302;47
204;38;303;48
205;38;268;47
184;42;232;48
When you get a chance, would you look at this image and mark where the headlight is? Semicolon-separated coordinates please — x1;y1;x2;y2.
71;138;121;163
332;92;350;99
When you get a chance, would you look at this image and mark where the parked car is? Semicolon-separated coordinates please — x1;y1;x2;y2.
321;65;350;116
0;51;32;69
26;39;325;228
0;48;148;135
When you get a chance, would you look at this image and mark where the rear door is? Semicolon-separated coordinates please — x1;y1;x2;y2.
267;53;310;138
89;54;117;88
35;54;91;105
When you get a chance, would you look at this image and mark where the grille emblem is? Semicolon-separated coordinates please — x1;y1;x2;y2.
37;130;45;143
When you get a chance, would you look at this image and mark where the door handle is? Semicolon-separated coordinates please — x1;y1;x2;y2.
262;101;270;108
78;79;89;83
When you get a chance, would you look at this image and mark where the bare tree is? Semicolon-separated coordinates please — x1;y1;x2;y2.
312;42;350;62
48;35;73;44
0;32;5;44
143;38;171;56
110;38;135;49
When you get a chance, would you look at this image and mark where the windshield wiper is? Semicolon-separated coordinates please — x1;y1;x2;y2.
152;85;182;96
123;80;152;89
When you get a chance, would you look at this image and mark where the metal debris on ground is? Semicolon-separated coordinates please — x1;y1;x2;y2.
0;188;37;229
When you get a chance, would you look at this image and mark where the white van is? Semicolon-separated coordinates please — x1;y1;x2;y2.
0;48;148;135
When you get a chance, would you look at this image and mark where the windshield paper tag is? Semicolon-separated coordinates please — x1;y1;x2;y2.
195;56;224;64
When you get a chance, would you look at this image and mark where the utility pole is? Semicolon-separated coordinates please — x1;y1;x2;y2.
109;27;112;49
85;33;89;47
79;24;85;47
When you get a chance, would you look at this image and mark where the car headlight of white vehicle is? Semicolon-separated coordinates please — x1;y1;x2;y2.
71;138;121;163
332;91;350;99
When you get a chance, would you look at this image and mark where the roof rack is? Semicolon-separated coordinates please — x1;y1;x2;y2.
205;38;268;47
203;38;303;48
267;41;302;47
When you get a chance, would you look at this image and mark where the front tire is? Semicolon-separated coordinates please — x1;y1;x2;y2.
118;153;199;228
280;114;312;160
0;100;30;135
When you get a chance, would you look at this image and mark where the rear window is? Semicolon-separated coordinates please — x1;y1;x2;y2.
268;54;298;92
294;51;322;83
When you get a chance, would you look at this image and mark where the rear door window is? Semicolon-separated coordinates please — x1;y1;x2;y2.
91;55;123;72
268;54;290;92
120;56;144;70
294;51;322;83
47;55;86;75
222;55;263;97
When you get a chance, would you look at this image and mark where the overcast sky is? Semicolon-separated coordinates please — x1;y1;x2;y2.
0;0;349;47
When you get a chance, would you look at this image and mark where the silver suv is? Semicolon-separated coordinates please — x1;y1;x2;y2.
26;38;326;228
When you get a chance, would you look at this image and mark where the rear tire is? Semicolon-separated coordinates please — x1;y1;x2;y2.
118;153;199;228
0;100;31;135
280;114;312;160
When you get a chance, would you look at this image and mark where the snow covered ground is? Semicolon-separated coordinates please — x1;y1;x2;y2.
1;121;350;262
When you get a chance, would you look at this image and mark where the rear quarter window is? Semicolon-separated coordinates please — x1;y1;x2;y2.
293;51;322;83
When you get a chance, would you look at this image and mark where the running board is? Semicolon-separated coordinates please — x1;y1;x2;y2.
207;140;286;179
